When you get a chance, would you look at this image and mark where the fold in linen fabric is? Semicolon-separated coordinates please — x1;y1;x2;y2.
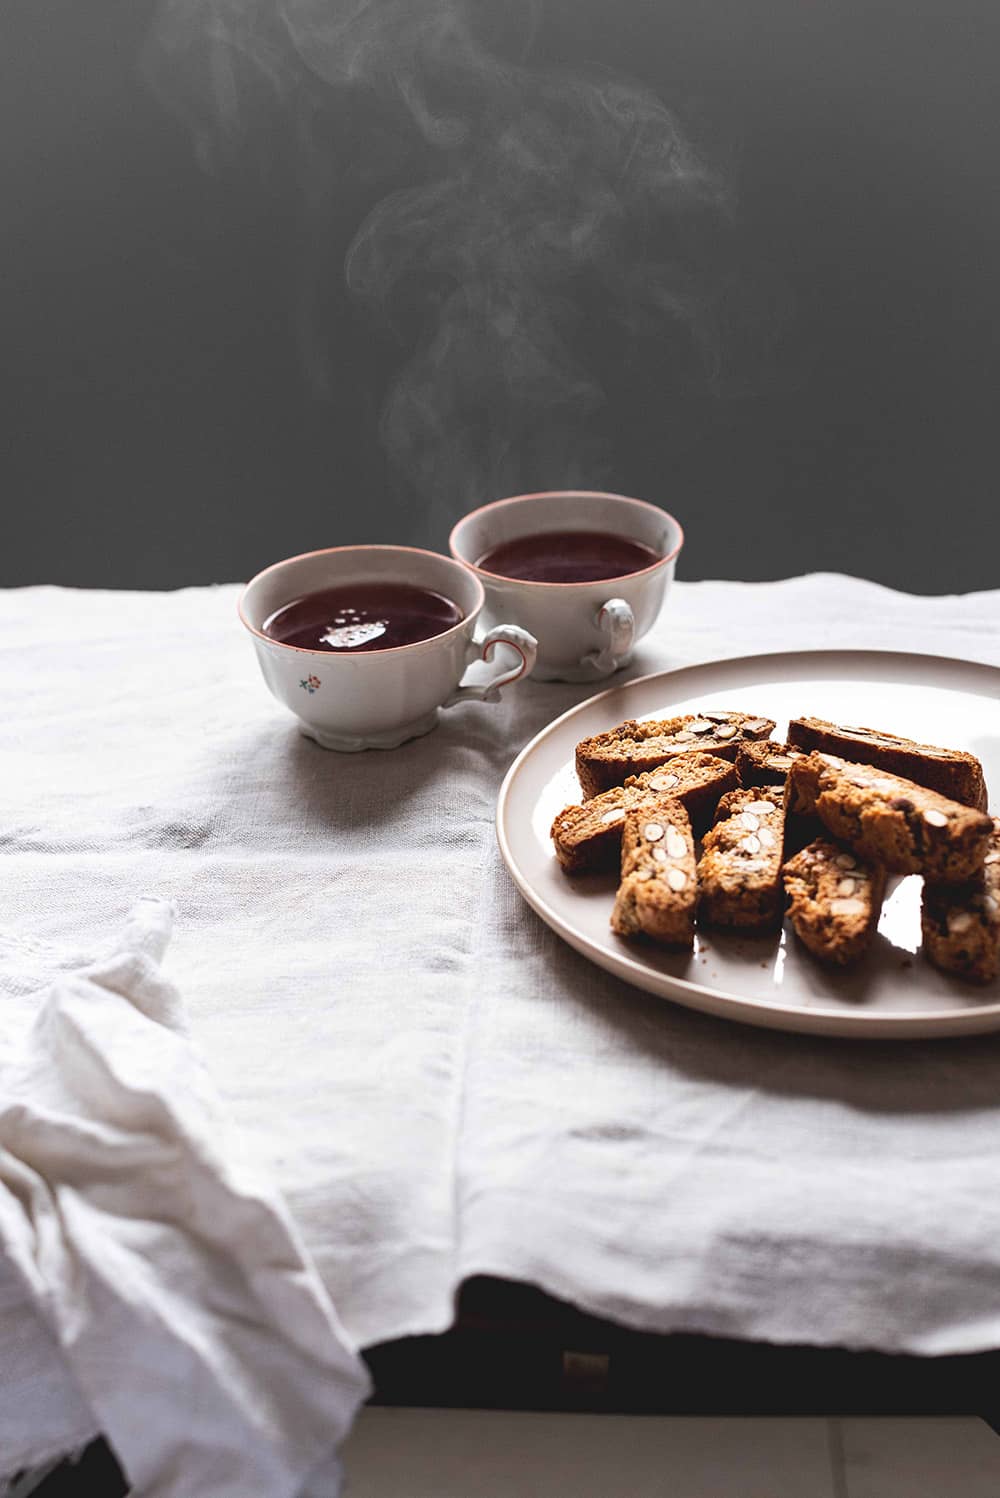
0;898;369;1496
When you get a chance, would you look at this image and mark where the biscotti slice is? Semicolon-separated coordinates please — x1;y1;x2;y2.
697;786;786;931
576;711;775;799
787;716;987;811
736;740;820;854
622;759;740;833
782;838;888;967
737;740;808;788
921;821;1000;984
787;753;992;883
551;754;737;874
611;801;699;946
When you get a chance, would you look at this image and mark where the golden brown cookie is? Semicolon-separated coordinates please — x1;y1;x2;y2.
783;838;887;967
788;753;991;883
575;712;775;799
697;786;787;931
551;753;737;874
787;716;987;811
611;801;699;946
736;740;808;789
921;821;1000;984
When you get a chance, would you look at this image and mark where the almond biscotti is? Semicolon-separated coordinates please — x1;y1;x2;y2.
576;712;775;799
736;740;808;789
736;741;820;854
782;838;887;967
921;820;1000;984
551;754;737;874
697;787;786;931
611;801;699;946
787;753;992;883
787;716;987;811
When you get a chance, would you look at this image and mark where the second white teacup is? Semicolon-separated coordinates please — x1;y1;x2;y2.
449;490;683;682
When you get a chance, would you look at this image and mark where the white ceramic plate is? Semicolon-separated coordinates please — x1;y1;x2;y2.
497;650;1000;1038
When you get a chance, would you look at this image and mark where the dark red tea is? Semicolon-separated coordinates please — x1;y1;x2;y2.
263;583;463;652
476;529;660;584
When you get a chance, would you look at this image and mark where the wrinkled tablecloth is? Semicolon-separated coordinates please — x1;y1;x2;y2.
4;573;1000;1469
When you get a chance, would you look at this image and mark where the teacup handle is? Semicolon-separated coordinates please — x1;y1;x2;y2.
583;598;635;674
444;625;538;707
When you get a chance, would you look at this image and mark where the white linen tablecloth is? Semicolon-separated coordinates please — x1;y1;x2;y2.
4;573;1000;1463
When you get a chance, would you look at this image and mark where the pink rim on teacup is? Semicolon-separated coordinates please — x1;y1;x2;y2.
238;543;488;658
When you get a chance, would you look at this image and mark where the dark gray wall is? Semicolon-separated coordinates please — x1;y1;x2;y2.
4;1;999;592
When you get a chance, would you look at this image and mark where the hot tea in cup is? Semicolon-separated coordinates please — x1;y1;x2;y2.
263;582;464;653
450;491;683;682
240;546;537;751
474;531;661;585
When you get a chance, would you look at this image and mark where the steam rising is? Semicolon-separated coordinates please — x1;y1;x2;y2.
146;0;732;516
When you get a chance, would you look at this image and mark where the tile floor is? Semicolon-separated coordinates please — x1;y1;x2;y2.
341;1411;1000;1497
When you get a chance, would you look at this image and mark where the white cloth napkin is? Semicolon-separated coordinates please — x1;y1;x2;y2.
0;898;369;1494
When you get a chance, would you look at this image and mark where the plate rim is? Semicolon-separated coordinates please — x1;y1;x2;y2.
496;647;1000;1039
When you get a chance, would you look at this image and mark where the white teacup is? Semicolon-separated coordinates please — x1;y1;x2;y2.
449;490;684;682
239;545;537;752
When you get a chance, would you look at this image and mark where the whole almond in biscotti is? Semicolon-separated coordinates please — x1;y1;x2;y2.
921;820;1000;984
575;712;775;799
697;787;787;932
787;753;992;883
611;800;699;947
782;838;888;967
551;753;737;874
787;716;987;811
